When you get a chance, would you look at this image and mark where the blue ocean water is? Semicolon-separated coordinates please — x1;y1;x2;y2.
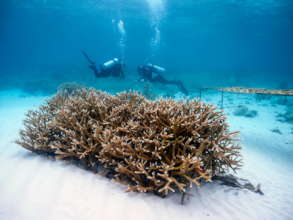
1;2;293;219
1;0;292;95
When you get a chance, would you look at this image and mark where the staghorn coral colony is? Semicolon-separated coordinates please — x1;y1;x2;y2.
17;88;242;197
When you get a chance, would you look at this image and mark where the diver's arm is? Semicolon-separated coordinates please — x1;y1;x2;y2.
138;76;145;82
118;64;125;78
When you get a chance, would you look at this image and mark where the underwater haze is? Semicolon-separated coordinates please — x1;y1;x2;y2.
1;0;293;94
1;1;293;220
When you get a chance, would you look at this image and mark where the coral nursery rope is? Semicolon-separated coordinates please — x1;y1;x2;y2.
206;87;293;96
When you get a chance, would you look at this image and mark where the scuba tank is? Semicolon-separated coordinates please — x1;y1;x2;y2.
147;63;166;73
102;58;119;70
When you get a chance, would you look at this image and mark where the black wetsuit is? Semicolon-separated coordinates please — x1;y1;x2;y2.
90;63;124;78
138;65;188;95
82;52;124;79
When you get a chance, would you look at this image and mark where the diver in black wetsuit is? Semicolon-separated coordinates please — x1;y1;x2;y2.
137;63;188;95
82;51;125;78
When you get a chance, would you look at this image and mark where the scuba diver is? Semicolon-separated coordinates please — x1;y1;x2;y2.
82;51;125;78
137;63;188;95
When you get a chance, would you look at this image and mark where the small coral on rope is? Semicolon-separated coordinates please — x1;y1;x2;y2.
17;88;242;197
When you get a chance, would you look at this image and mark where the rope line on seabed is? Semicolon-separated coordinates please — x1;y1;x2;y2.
202;87;293;96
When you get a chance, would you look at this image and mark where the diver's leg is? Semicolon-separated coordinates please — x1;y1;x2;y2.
164;79;189;95
118;65;125;78
153;75;169;84
153;75;188;94
90;65;101;78
177;81;189;95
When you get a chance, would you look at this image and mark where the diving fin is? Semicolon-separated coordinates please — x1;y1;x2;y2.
81;50;95;65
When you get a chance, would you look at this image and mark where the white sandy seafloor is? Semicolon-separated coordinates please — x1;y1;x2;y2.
0;89;293;220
